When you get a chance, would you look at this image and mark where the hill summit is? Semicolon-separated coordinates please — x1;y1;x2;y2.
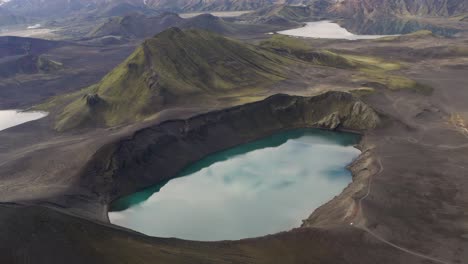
54;28;290;130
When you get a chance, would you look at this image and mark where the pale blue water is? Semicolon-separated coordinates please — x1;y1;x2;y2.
109;129;360;241
278;21;394;40
0;110;47;131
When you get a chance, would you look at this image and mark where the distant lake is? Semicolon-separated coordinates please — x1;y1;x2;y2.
278;20;393;40
0;110;47;131
0;27;56;38
179;11;251;18
109;129;360;241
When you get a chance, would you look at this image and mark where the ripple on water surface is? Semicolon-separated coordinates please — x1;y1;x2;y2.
109;129;361;241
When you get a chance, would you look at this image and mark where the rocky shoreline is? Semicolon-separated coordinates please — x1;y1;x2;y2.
76;91;380;222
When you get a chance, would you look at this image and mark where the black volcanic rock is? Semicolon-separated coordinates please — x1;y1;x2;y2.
84;94;103;107
79;91;379;200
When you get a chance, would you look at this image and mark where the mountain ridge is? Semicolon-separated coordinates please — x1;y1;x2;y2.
1;0;466;20
331;0;468;17
48;28;292;130
89;12;278;39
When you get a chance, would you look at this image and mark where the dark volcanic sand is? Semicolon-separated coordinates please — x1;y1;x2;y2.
0;30;467;264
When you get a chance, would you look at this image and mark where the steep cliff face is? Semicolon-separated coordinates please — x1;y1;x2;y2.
78;91;379;203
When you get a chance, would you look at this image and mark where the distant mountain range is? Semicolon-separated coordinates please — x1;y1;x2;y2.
1;0;466;17
116;0;468;16
0;0;466;26
145;0;280;11
331;0;468;17
0;0;151;18
88;12;276;39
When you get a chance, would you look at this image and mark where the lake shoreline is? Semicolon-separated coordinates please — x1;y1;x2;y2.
109;128;361;241
0;110;48;131
277;20;396;40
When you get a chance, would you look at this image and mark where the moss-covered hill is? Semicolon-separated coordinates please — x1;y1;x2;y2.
259;34;433;94
89;12;275;39
49;28;292;131
0;54;63;78
88;13;184;39
179;13;274;35
41;30;430;131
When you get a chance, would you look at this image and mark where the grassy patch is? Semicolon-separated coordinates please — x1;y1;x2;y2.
49;31;433;131
261;35;431;95
51;29;294;131
260;35;402;70
260;34;310;52
376;30;435;42
349;87;376;96
37;56;63;72
354;72;433;95
341;54;401;71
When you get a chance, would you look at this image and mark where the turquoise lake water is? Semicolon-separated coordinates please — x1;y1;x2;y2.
109;129;360;241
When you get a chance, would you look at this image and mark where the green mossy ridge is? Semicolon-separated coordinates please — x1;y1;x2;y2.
0;54;63;78
37;55;63;72
44;31;433;131
260;35;401;70
353;73;433;95
260;34;431;94
260;35;355;69
376;30;435;42
50;28;294;131
349;87;376;97
259;34;311;52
